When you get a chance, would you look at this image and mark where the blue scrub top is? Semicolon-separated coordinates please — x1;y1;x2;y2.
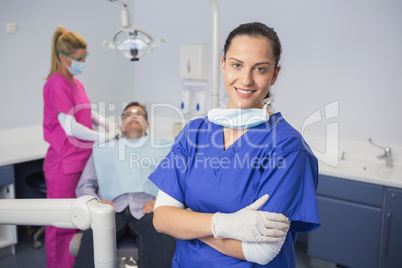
149;113;320;267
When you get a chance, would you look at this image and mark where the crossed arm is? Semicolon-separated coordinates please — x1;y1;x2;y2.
153;205;245;259
152;191;290;264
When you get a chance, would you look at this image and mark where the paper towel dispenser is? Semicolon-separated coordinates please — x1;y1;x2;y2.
179;44;209;80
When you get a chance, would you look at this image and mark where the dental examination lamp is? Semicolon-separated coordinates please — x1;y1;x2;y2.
103;0;164;61
0;196;117;268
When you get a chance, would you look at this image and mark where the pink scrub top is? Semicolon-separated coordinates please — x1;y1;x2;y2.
43;72;93;174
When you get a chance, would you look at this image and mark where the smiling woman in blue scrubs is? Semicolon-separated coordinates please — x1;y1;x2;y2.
150;22;320;267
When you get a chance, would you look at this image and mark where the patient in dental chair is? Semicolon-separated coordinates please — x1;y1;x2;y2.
74;102;176;268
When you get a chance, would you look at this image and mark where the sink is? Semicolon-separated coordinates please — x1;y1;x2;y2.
319;159;402;188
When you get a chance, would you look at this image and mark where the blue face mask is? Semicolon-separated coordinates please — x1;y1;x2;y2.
208;99;271;129
66;60;86;76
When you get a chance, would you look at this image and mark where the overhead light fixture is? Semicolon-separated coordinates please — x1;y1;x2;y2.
103;0;164;61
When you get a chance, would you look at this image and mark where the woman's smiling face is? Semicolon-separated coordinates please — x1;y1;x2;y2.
222;35;280;109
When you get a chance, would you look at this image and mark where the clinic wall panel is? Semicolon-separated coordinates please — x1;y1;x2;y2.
132;0;402;147
0;0;136;130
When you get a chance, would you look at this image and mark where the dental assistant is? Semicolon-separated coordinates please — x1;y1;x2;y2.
43;26;109;268
150;22;320;267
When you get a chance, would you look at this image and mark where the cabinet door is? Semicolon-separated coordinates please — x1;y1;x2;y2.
0;165;17;256
0;165;14;187
0;183;17;256
381;188;402;268
308;196;382;268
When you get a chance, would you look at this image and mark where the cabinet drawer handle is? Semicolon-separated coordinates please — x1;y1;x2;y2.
385;212;391;257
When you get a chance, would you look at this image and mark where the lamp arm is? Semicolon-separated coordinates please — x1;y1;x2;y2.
107;0;128;6
0;195;117;268
129;25;154;42
104;0;164;61
121;5;131;28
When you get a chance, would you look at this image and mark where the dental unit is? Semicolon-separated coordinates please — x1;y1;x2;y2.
0;196;117;268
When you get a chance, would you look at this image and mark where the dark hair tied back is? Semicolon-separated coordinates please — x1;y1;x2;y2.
223;22;282;68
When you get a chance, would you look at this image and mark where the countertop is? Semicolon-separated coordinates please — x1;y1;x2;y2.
319;159;402;189
0;123;173;167
0;125;48;167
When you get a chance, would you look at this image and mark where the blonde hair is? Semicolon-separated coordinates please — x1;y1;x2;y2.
46;26;87;79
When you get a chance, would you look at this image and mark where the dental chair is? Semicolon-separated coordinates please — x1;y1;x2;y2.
13;159;47;249
24;171;47;249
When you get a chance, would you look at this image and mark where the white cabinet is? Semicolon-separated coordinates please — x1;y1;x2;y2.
0;165;17;259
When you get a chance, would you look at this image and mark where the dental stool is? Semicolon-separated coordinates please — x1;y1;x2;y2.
25;171;47;249
70;232;139;266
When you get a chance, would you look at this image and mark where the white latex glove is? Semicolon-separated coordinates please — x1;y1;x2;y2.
95;129;119;146
210;194;290;243
91;110;109;131
94;132;107;147
107;121;121;140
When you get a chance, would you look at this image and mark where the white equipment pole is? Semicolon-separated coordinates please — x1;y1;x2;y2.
208;0;221;108
0;195;117;268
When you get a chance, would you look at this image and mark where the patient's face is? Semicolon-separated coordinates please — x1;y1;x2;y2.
121;106;148;136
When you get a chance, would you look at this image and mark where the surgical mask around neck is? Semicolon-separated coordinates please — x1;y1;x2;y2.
65;59;86;76
208;99;271;129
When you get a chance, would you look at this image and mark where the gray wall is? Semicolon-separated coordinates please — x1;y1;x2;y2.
133;0;402;146
0;0;136;130
1;0;401;147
